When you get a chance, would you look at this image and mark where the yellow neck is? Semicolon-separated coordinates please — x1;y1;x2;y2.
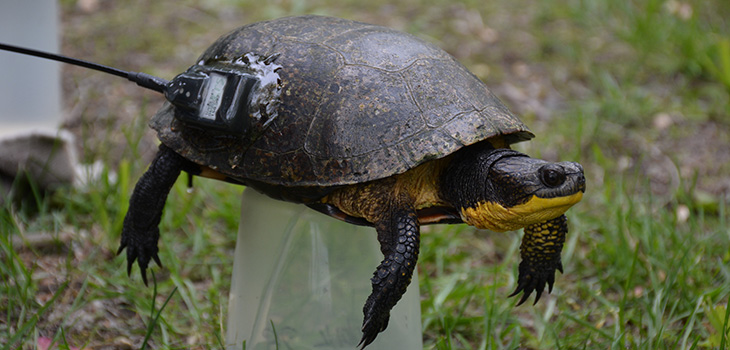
461;192;583;232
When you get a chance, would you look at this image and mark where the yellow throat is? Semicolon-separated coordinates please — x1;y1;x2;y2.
461;192;583;232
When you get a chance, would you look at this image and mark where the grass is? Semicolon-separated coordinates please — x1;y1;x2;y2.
2;0;730;349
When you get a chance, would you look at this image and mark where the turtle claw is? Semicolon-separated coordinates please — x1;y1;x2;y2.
140;252;161;285
118;224;162;286
121;247;162;286
357;331;374;350
140;265;149;287
509;287;531;307
153;253;162;267
509;258;561;306
358;307;389;349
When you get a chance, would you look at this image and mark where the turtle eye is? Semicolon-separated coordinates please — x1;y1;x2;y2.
539;164;566;188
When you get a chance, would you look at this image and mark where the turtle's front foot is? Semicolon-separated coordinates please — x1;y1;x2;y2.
509;255;563;305
509;214;568;305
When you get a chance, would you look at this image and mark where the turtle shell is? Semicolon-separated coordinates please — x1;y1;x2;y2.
150;15;534;188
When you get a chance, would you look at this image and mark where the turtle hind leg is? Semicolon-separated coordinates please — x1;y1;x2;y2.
359;205;420;349
118;144;198;285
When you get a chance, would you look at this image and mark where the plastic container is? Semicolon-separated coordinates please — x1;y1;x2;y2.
226;188;423;349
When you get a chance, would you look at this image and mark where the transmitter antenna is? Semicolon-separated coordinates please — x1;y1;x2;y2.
0;41;266;136
0;42;169;93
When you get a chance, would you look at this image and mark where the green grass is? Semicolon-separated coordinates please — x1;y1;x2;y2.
2;0;730;349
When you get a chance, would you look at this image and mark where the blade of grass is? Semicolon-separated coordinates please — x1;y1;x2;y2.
562;312;613;341
112;159;131;236
680;295;705;349
617;242;641;346
270;320;279;349
140;272;178;350
720;294;730;350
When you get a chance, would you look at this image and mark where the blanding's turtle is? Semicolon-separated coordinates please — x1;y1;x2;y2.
119;15;586;348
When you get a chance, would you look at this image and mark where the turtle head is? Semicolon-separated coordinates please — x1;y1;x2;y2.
440;142;585;231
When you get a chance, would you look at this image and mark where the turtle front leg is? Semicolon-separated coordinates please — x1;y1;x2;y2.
509;214;567;305
118;144;195;285
358;207;420;349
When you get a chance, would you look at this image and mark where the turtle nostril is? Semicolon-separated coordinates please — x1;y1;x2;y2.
539;164;566;188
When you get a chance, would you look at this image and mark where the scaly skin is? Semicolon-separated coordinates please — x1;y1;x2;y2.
119;144;199;285
359;202;420;349
509;214;567;305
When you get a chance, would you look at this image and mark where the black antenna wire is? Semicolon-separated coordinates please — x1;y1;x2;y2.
0;42;170;93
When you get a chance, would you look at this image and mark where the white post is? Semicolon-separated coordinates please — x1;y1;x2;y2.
0;0;79;199
0;0;61;136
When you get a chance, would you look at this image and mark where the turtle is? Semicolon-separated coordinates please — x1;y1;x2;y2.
118;15;586;348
